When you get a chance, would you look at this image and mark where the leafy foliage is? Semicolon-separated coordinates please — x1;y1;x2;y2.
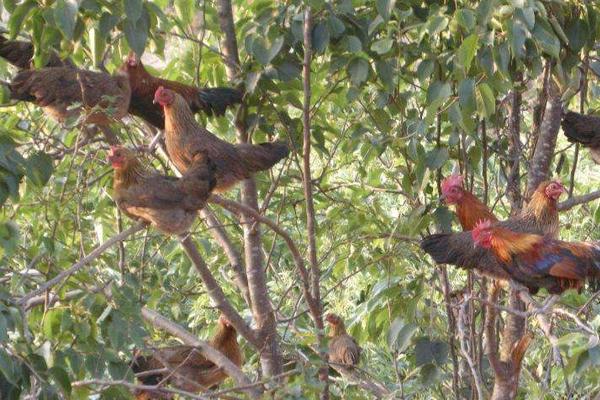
0;0;599;398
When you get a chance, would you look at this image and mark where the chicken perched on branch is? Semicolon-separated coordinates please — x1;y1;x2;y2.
561;111;600;165
472;220;600;294
440;174;506;279
109;146;216;234
119;54;242;129
441;174;498;230
0;34;73;69
326;313;361;369
154;87;289;192
9;67;130;125
131;315;243;399
421;181;566;291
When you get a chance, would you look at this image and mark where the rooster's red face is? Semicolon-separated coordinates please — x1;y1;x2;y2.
441;174;464;204
108;146;131;169
325;313;341;326
544;181;565;201
472;220;493;249
153;86;175;106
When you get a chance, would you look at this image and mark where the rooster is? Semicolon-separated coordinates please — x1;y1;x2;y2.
561;111;600;165
108;146;216;235
119;54;242;129
9;67;130;126
131;315;242;399
472;220;600;294
326;313;361;369
0;34;73;69
421;180;566;289
154;86;289;193
441;174;498;230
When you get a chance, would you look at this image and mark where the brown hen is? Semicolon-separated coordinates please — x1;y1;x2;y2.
109;146;216;235
9;67;130;125
154;86;288;193
326;313;361;369
119;54;242;129
131;315;243;399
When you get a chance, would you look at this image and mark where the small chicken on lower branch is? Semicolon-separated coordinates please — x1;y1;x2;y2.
561;111;600;165
108;146;216;235
131;315;243;399
326;313;361;369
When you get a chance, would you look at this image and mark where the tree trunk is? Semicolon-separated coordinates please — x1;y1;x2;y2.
216;0;283;377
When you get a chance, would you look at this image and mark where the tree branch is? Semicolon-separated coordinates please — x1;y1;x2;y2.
177;234;261;349
558;189;600;210
17;222;146;306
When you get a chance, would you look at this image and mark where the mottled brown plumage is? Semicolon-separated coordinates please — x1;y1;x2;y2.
131;316;243;399
119;54;242;129
472;220;600;294
155;87;289;193
326;313;361;369
421;181;566;293
561;111;600;165
109;146;215;234
9;67;130;125
0;34;73;69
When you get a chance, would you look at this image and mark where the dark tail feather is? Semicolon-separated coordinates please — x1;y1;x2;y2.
561;111;600;146
130;354;163;386
420;234;458;264
0;34;72;69
198;87;243;116
241;141;290;173
0;34;34;69
8;69;36;101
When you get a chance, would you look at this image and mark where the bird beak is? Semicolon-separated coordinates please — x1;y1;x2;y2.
438;194;447;205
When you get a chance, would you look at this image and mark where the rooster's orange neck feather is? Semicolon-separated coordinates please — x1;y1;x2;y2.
488;227;543;262
455;191;498;231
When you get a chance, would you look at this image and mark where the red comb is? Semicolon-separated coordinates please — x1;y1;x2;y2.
441;174;463;194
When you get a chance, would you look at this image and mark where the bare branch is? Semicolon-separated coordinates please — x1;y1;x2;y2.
18;222;146;306
558;189;600;210
177;234;261;349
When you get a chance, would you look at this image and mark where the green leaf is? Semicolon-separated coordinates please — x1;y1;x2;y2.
455;9;475;31
50;366;71;394
8;0;36;38
377;0;396;21
347;58;369;86
415;337;449;366
476;0;496;25
426;16;448;36
123;10;149;56
456;34;479;71
53;0;79;39
508;19;528;59
458;79;476;114
425;147;448;170
420;363;441;386
26;152;53;187
426;81;451;110
388;318;418;352
0;349;16;384
476;83;495;117
312;22;330;53
174;0;194;27
371;38;393;55
345;35;362;53
123;0;143;22
533;22;561;59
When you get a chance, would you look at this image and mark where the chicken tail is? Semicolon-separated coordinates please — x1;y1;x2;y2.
197;87;243;116
130;354;163;386
0;34;33;69
420;233;458;264
239;141;290;173
562;111;600;146
8;69;36;101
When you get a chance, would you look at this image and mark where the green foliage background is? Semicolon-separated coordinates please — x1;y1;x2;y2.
1;0;600;398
